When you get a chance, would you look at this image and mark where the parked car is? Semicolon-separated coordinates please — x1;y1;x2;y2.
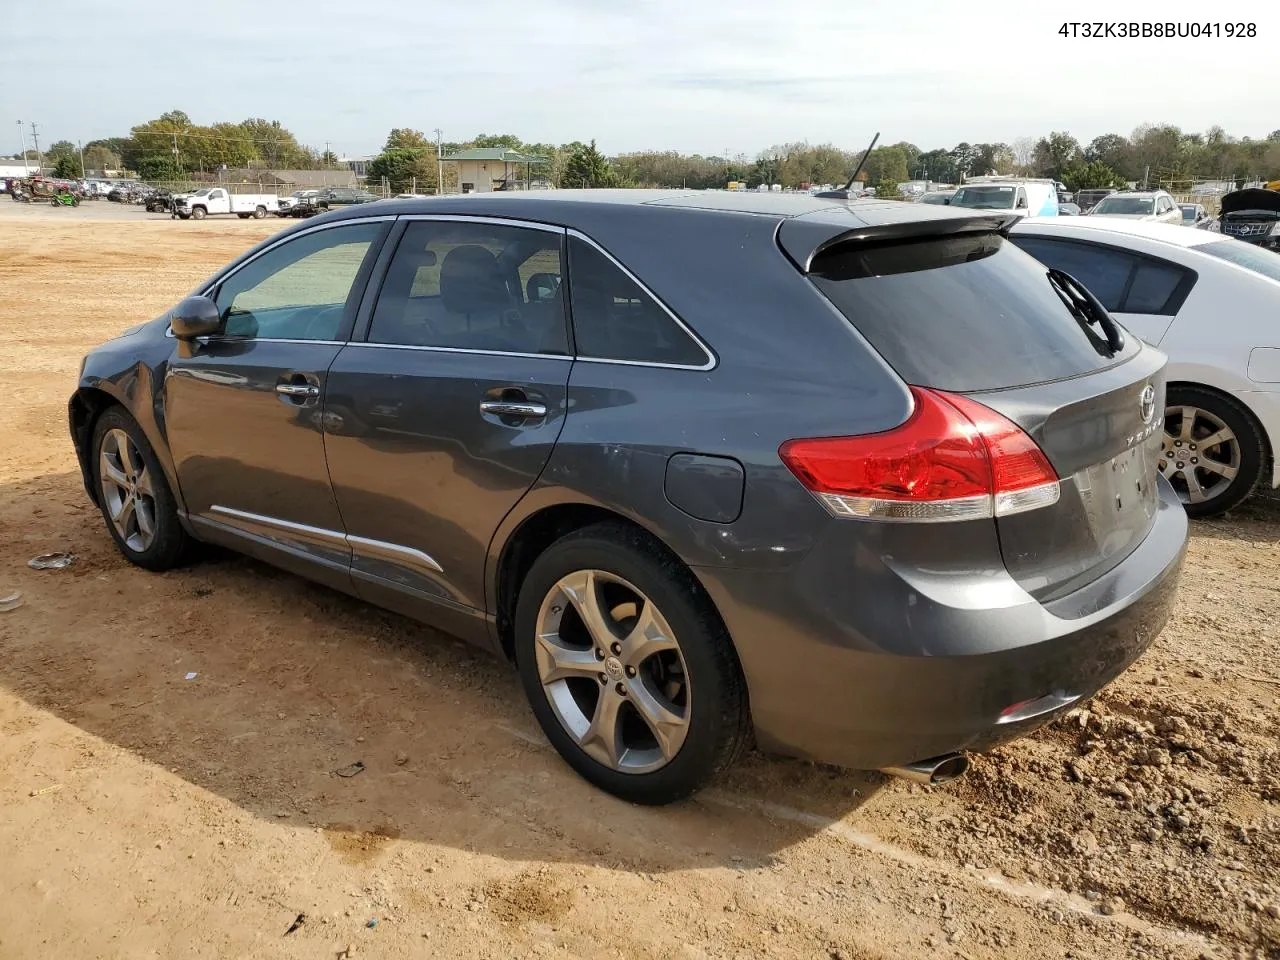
319;186;380;206
1076;188;1117;212
1058;202;1081;216
1217;188;1280;251
918;190;954;205
276;189;325;217
1088;190;1183;224
69;192;1187;803
172;187;278;220
1179;203;1211;228
948;178;1058;217
144;190;174;213
1011;216;1280;516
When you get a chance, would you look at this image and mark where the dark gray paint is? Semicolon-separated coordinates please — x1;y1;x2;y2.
664;454;744;524
69;190;1188;773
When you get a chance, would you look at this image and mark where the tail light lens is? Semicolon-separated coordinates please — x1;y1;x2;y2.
779;387;1060;522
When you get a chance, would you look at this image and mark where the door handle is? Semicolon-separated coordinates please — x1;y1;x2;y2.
480;400;547;419
276;383;320;399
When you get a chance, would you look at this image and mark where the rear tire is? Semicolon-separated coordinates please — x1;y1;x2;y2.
253;205;267;219
237;213;250;219
1161;385;1264;518
513;522;749;804
90;408;190;571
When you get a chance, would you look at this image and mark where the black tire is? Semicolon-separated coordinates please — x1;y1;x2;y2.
253;205;267;219
191;206;206;220
514;522;749;804
237;213;250;219
90;407;191;571
1164;385;1265;518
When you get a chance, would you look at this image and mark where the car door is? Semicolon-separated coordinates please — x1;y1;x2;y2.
1010;235;1196;346
322;216;572;643
163;218;391;589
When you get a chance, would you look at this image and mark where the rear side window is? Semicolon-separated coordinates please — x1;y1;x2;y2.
567;236;709;367
1011;237;1193;314
808;233;1135;393
1199;239;1280;283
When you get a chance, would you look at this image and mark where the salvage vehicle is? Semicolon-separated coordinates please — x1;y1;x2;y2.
172;187;278;220
276;189;328;218
69;192;1187;804
1217;188;1280;251
144;190;174;213
1088;190;1183;225
318;186;381;206
1012;215;1280;516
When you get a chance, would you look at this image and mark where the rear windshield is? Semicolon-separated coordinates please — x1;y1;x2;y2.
808;233;1137;392
1198;238;1280;283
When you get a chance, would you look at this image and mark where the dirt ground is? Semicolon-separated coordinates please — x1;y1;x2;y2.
1;202;1278;960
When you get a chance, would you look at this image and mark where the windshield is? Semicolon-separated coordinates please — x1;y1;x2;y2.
1199;239;1280;283
1094;197;1154;215
950;185;1016;210
193;188;211;197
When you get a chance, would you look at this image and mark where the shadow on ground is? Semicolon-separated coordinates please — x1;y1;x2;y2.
0;469;884;874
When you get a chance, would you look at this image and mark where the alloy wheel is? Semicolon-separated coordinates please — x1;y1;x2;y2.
1159;405;1240;506
99;428;157;553
533;569;691;774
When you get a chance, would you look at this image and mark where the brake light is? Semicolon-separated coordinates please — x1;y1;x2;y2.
779;387;1060;522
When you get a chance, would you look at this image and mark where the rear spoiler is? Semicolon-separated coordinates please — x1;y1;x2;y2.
778;210;1019;273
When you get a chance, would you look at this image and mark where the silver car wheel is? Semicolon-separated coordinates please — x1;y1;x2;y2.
533;569;691;774
1159;405;1240;506
99;428;157;553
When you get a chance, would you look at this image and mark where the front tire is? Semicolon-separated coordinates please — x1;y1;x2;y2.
1160;385;1264;518
514;522;749;804
91;408;190;571
191;206;206;220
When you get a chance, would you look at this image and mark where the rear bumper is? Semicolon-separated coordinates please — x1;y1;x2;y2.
694;475;1188;770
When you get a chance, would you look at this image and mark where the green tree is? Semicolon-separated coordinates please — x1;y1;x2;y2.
1062;160;1124;192
52;154;81;178
385;128;431;152
471;133;524;149
83;144;121;173
1032;132;1082;179
367;147;436;193
563;140;614;188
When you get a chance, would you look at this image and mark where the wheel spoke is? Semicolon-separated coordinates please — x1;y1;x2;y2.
580;688;624;768
117;436;139;477
620;602;678;667
1198;459;1238;480
117;496;137;532
1178;407;1197;441
558;570;614;648
533;632;603;684
135;499;156;540
1197;428;1233;450
101;456;128;490
134;465;155;497
627;678;689;760
1181;469;1207;504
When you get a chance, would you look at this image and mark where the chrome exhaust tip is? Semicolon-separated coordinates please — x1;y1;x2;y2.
879;753;969;785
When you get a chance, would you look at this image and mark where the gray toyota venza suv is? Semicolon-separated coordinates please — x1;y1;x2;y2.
71;191;1188;804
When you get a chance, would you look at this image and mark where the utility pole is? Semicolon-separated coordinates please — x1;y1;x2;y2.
16;121;29;175
324;140;330;169
78;140;85;177
29;121;41;173
434;128;443;195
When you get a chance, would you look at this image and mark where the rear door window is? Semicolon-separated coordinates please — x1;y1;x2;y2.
567;236;710;367
807;233;1136;393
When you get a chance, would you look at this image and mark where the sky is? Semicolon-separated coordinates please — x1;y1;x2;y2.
2;0;1275;159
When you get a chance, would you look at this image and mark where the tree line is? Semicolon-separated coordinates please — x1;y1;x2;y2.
17;110;1280;195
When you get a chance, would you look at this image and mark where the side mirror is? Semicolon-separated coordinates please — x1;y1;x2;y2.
170;295;222;339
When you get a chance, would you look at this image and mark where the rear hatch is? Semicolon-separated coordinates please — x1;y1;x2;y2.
788;222;1164;601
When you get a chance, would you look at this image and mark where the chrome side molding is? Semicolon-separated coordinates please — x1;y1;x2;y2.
209;505;443;575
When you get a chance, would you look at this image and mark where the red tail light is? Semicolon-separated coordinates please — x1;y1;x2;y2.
779;387;1060;522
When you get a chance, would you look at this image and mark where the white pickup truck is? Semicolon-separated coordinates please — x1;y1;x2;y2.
172;187;279;220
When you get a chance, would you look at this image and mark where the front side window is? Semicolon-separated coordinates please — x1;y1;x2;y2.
368;220;568;355
567;236;709;367
214;222;383;340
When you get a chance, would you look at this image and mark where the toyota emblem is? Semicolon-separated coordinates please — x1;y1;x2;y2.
1139;384;1156;424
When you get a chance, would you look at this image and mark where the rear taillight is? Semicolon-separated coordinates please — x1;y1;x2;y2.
779;387;1060;522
